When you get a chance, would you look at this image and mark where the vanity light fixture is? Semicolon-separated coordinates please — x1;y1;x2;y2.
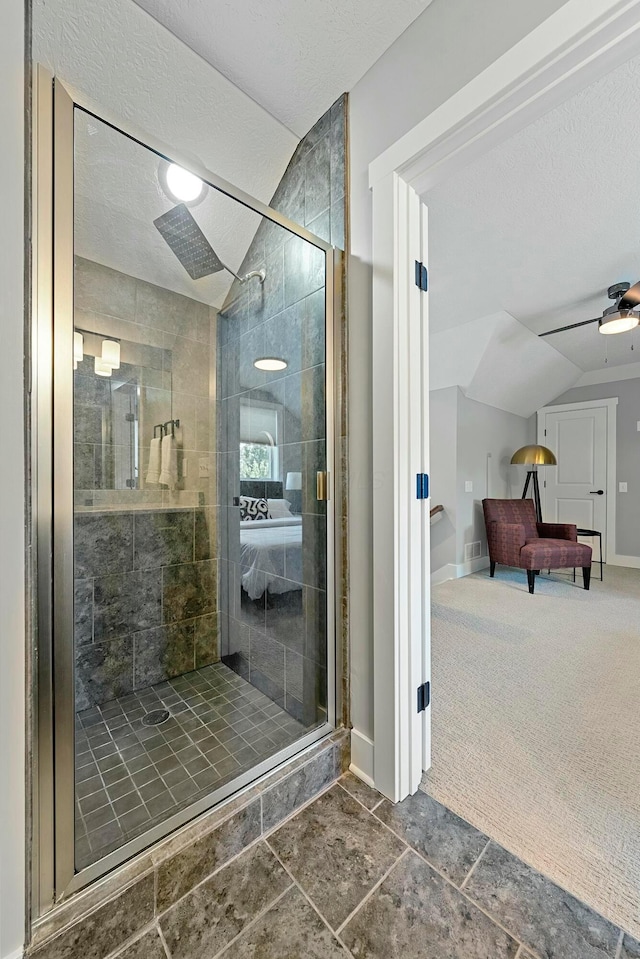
101;338;121;369
94;355;113;377
253;357;288;372
73;331;84;370
159;160;207;206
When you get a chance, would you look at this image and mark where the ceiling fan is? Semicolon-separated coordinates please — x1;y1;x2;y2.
538;282;640;338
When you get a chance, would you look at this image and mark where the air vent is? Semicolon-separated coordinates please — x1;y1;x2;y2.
464;541;482;562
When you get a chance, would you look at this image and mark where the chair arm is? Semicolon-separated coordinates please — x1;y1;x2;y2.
487;521;526;566
537;522;577;541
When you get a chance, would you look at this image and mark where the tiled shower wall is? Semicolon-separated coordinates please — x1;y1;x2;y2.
73;258;219;709
216;95;347;723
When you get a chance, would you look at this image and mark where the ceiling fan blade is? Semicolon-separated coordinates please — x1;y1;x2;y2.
618;280;640;309
538;317;601;337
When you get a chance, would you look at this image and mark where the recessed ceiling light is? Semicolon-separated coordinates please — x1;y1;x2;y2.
254;357;288;372
159;160;207;206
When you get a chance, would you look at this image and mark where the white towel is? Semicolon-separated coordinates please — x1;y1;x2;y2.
146;437;162;485
158;433;178;490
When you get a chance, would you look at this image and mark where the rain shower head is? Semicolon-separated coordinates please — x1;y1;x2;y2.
154;204;266;284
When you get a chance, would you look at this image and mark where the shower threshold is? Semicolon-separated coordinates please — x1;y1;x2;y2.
75;662;311;869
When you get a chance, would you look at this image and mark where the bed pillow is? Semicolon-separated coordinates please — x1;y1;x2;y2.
239;495;269;522
267;498;293;519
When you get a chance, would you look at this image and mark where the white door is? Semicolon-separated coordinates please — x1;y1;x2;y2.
540;406;608;559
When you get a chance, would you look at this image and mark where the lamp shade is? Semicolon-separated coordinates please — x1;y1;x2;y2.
510;444;557;466
285;471;302;491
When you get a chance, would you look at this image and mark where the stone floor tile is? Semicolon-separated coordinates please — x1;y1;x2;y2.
268;784;405;929
338;772;383;810
155;801;261;912
622;935;640;958
30;875;154;959
465;842;620;959
341;849;518;958
221;886;348;959
111;927;166;959
374;790;488;886
159;842;290;959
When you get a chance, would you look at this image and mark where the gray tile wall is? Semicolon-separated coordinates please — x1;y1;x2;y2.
216;95;346;723
73;258;219;709
74;508;219;710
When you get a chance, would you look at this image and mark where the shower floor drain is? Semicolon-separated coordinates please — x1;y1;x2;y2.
141;709;170;727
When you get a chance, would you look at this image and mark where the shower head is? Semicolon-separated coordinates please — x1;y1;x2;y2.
154;204;266;284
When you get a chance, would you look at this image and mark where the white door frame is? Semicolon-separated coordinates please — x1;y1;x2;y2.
368;0;640;800
537;398;619;564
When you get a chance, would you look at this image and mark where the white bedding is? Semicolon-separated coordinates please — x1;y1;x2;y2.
240;516;302;599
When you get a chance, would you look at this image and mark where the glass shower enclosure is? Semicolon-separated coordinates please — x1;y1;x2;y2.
35;74;337;906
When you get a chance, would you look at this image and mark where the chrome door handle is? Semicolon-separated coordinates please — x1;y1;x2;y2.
589;489;604;495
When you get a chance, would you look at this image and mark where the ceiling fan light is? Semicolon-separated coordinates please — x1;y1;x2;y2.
598;310;639;335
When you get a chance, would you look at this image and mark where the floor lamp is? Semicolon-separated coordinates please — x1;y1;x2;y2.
510;444;557;523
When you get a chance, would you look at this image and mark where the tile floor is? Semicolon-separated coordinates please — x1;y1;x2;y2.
75;662;309;868
112;772;639;959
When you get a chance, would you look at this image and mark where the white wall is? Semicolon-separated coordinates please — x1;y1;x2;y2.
429;388;532;575
547;377;640;559
429;388;458;572
456;393;532;562
0;0;26;955
348;0;568;744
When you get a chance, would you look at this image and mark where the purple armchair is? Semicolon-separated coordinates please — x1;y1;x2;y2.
482;498;592;594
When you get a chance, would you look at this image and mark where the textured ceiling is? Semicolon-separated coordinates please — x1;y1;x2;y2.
132;0;434;136
74;110;273;308
33;0;299;307
425;51;640;373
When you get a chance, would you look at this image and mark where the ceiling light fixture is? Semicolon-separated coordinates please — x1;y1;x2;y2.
254;357;288;372
598;309;639;335
159;160;207;206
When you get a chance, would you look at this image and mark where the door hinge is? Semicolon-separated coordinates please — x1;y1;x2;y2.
544;428;547;436
414;260;428;292
125;413;135;422
417;681;430;713
125;479;136;488
416;473;429;499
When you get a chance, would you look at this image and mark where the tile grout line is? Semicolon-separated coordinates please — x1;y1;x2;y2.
208;882;295;959
460;838;491;889
361;805;529;951
264;836;359;957
335;778;383;816
334;846;411;938
156;772;339;918
156;919;173;959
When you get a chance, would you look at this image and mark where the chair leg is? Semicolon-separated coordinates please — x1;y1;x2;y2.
527;569;535;594
582;566;591;591
490;561;496;578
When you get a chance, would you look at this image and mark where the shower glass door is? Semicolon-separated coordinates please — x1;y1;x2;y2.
52;89;335;890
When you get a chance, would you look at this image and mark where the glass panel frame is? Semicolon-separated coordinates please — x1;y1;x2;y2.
34;71;341;908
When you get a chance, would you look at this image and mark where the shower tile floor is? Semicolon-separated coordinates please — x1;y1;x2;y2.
75;662;309;869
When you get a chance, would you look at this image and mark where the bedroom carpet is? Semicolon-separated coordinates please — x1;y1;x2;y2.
422;564;640;939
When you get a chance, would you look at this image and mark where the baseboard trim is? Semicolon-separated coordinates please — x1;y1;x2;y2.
607;554;640;569
3;947;23;959
350;729;374;784
431;555;490;585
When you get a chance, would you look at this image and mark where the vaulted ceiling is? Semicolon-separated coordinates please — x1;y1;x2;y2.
132;0;434;135
425;50;640;374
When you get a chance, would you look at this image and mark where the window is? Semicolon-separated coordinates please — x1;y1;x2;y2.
239;399;282;480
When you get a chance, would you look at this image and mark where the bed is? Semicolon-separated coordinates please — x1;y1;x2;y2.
240;515;302;599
